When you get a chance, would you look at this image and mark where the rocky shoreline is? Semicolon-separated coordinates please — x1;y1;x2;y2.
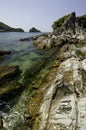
0;51;23;129
26;12;86;130
0;12;86;130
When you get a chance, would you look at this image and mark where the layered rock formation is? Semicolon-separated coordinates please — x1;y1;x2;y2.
28;12;86;130
28;41;86;130
34;12;86;50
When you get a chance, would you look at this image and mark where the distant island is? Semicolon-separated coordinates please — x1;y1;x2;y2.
0;21;24;32
29;27;41;32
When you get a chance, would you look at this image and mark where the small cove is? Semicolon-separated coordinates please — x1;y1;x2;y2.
0;32;58;130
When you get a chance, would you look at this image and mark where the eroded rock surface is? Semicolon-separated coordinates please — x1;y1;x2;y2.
33;12;86;50
28;40;86;130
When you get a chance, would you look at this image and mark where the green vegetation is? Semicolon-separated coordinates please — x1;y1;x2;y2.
77;14;86;28
29;27;41;32
52;15;68;29
0;22;24;32
52;12;75;30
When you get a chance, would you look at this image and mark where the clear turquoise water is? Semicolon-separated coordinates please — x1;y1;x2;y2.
0;32;42;70
0;32;54;130
0;32;46;84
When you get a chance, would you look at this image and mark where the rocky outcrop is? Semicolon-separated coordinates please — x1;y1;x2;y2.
20;33;46;41
52;12;76;35
52;12;86;39
33;12;86;50
28;38;86;130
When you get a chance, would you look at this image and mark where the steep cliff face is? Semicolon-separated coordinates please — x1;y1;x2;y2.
33;12;86;50
28;39;86;130
52;12;76;35
52;12;86;39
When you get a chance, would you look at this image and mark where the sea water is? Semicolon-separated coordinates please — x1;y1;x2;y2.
0;32;54;130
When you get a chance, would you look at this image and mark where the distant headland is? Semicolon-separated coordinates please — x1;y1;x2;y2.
0;21;24;32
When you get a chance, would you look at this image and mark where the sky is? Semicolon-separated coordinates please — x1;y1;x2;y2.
0;0;86;32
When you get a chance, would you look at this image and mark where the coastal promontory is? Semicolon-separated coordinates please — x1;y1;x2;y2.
0;21;24;32
27;12;86;130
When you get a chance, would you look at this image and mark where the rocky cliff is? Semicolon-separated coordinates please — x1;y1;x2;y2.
34;12;86;50
28;12;86;130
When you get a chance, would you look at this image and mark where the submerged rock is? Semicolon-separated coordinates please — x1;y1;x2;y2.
0;50;11;58
0;65;23;100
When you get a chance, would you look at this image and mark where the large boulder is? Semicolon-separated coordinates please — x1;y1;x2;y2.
34;36;54;49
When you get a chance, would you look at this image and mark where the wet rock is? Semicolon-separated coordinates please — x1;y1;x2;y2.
0;117;3;130
20;37;32;41
0;50;11;58
20;33;48;42
0;65;23;101
34;37;54;49
0;65;21;85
